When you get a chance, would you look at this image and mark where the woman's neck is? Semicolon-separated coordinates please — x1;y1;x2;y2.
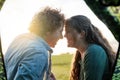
77;43;89;60
78;43;89;53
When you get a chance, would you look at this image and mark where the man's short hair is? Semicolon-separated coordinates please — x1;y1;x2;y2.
29;7;64;35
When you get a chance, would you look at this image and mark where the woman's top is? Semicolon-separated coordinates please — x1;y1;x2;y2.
79;44;109;80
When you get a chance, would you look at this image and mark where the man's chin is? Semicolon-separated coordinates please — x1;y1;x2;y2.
50;44;56;48
51;46;54;48
68;44;73;48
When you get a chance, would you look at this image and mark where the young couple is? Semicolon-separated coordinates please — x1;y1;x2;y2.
4;7;116;80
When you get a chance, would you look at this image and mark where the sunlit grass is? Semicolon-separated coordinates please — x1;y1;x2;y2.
51;53;73;80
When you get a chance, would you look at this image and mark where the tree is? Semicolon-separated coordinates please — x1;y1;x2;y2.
100;0;120;6
84;0;120;41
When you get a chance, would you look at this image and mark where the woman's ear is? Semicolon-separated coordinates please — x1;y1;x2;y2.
80;31;85;38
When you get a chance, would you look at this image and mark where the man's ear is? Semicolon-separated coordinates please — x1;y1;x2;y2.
44;32;51;41
46;32;51;36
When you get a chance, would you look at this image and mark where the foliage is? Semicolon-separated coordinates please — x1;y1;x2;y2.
0;53;6;80
100;0;120;6
112;52;120;80
108;6;120;24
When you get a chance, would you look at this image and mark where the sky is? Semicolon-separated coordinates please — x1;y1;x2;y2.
0;0;119;55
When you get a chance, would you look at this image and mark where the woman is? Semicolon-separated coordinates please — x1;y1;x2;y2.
64;15;116;80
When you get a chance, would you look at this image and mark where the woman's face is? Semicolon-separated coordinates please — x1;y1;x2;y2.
64;26;82;48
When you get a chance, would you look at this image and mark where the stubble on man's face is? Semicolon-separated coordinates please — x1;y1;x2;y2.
47;26;63;48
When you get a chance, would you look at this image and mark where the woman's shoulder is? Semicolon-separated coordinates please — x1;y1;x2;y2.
86;44;106;56
88;44;105;51
85;44;108;62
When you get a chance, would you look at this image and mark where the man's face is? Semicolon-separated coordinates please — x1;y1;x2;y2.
47;26;63;47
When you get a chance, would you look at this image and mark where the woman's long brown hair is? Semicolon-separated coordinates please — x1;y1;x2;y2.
65;15;116;80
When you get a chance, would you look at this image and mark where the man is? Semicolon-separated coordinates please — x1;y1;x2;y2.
4;7;64;80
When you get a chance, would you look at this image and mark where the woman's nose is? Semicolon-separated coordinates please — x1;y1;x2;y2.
64;33;66;38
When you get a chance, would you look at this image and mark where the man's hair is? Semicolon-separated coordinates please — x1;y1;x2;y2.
29;7;64;36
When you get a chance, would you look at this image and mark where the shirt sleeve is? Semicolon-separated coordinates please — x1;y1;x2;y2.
14;50;48;80
83;46;108;80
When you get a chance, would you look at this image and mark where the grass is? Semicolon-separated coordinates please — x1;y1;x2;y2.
51;53;73;80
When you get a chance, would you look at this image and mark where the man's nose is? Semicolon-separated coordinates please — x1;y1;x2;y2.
64;33;66;38
60;34;63;39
